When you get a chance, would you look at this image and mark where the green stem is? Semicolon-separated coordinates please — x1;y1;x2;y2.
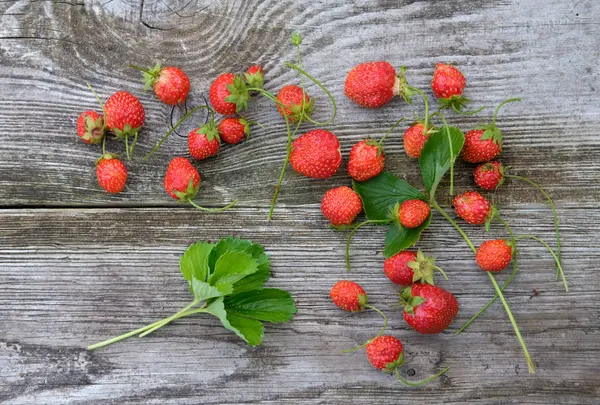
341;304;388;353
346;219;392;270
139;300;202;338
436;112;455;196
187;199;238;213
143;105;213;161
395;366;450;387
87;83;105;118
433;265;449;280
124;133;130;160
129;132;139;158
455;104;486;116
431;201;476;254
377;117;407;147
515;234;568;292
492;98;521;126
128;64;152;75
101;133;107;155
408;86;430;134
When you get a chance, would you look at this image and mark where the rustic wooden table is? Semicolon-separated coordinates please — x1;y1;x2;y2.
1;1;599;404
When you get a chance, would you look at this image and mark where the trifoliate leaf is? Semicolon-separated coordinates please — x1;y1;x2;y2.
209;237;271;282
224;289;297;323
383;215;432;257
203;297;264;346
208;251;258;294
180;241;215;284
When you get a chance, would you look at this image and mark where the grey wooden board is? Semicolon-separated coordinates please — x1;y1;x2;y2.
1;0;599;403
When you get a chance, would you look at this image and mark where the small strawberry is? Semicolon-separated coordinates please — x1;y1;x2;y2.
403;123;428;158
132;63;190;105
188;121;220;160
290;129;342;178
321;186;363;226
347;140;384;182
244;65;264;89
462;98;520;163
209;73;249;115
431;63;469;112
476;239;513;272
104;91;145;141
217;117;251;145
77;110;105;144
400;284;459;334
396;199;430;228
452;191;492;225
474;161;505;190
164;157;200;201
276;84;313;121
344;62;413;108
96;154;127;194
384;250;447;286
330;280;367;312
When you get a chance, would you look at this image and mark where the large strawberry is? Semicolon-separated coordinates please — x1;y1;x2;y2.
96;154;127;194
218;117;251;145
104;91;145;157
132;63;190;105
476;239;513;272
462;98;520;163
289;129;341;178
431;63;469;112
77;110;105;144
396;199;430;228
344;62;412;108
474;161;505;190
209;73;249;115
400;284;458;334
347;140;384;181
276;84;313;121
384;250;447;286
453;191;492;225
320;186;363;226
188;120;220;160
403;123;427;158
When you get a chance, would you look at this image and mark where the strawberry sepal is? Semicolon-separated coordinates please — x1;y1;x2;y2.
173;177;200;202
244;71;264;90
437;95;471;112
225;74;251;113
382;352;405;373
399;286;426;314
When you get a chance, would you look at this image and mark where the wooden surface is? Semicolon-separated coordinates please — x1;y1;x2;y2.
1;0;599;403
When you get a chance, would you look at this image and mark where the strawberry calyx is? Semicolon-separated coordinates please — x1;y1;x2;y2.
173;177;200;202
382;352;405;374
287;97;315;121
407;250;448;285
225;74;251;113
484;205;499;232
244;70;264;90
437;95;472;113
95;153;119;166
475;97;521;147
83;115;105;144
130;63;163;90
197;119;221;143
393;66;414;104
112;123;142;140
399;286;426;314
357;293;368;311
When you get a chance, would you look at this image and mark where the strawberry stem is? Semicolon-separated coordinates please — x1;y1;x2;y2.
341;304;388;353
128;64;152;75
433;265;449;280
515;234;568;292
138;300;204;338
377;117;407;147
454;104;486;116
408;86;430;134
101;133;107;155
346;219;392;270
129;132;139;158
492;98;521;127
124;133;131;160
394;366;450;386
87;83;106;118
433;111;456;196
430;201;476;253
187;199;238;213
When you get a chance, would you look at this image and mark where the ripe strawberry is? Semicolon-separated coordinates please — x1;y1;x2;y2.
431;63;469;112
476;239;513;272
290;129;341;178
400;284;459;334
365;336;404;371
403;123;427;158
330;280;367;312
164;157;200;201
276;85;313;121
474;161;505;190
245;65;264;89
77;110;105;144
452;191;491;225
96;154;127;194
104;91;145;140
397;199;430;228
188;121;220;161
347;140;384;181
384;250;446;285
209;73;249;115
217;117;250;145
321;186;363;226
134;63;190;105
344;62;412;108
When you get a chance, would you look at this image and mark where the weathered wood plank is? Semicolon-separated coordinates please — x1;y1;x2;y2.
0;206;598;404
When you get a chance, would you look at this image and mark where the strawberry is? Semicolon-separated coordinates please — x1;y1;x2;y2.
217;117;250;145
403;123;428;158
104;91;145;141
384;250;446;285
289;129;341;178
321;186;363;226
276;84;313;121
96;154;127;194
474;161;505;190
344;62;412;108
209;73;249;115
396;199;430;228
164;157;200;201
245;65;264;89
476;239;513;272
188;121;220;161
452;191;492;225
400;284;459;334
365;335;404;371
77;110;105;144
330;280;367;312
347;140;384;181
431;63;469;112
133;63;190;105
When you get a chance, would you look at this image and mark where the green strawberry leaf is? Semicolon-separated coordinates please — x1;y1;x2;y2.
383;215;432;257
353;172;426;221
419;126;465;200
203;297;264;346
224;288;297;323
180;241;215;284
191;277;226;301
208;251;258;294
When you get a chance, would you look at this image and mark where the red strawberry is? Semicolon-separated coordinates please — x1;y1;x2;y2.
290;129;341;178
476;239;513;272
474;161;504;190
453;191;491;225
164;157;200;201
403;123;427;158
209;73;249;115
217;117;250;145
188;121;220;160
344;62;412;108
431;63;469;112
384;250;446;285
321;186;363;226
347;140;384;181
366;336;404;371
96;154;127;194
330;280;367;312
245;65;264;89
400;284;459;334
104;91;145;140
134;63;190;105
276;85;313;121
77;110;105;144
397;199;430;228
